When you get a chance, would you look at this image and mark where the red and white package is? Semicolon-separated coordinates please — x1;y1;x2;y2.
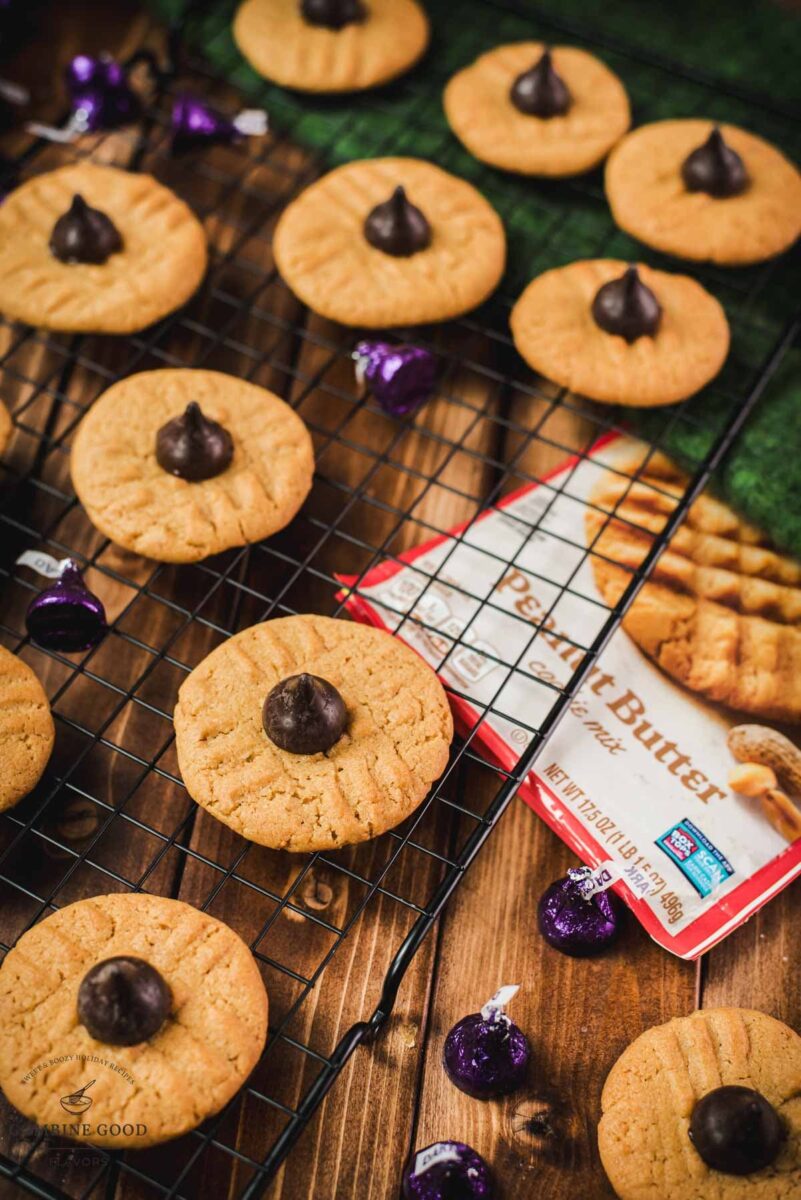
337;434;801;959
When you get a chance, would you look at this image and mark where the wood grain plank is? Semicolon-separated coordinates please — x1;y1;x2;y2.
165;320;505;1200
0;9;306;1198
701;877;800;1023
408;385;699;1199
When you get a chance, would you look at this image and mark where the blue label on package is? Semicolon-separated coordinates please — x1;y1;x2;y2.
656;819;735;898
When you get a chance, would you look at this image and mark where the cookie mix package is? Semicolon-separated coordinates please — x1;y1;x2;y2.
338;434;801;959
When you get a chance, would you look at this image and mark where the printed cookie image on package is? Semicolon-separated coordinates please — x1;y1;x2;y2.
337;434;801;958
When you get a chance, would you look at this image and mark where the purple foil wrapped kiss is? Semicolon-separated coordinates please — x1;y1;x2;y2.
402;1141;493;1200
538;866;622;957
27;54;140;143
171;94;267;153
443;984;530;1100
66;53;140;133
25;559;107;653
353;340;437;416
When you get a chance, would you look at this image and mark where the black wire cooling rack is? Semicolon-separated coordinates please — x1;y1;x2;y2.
0;1;799;1197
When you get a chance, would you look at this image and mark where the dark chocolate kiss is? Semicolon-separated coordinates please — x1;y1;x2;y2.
263;673;347;755
681;127;749;198
364;185;431;257
49;194;123;265
155;402;234;482
300;0;367;29
591;265;662;343
510;48;571;117
78;956;172;1046
689;1086;784;1175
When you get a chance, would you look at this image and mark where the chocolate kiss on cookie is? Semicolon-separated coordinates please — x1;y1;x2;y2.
682;126;749;198
443;42;630;177
50;194;123;264
0;893;268;1149
263;672;347;754
599;1009;801;1200
300;0;366;29
273;157;505;327
591;265;661;343
0;163;207;333
156;401;234;482
364;185;431;256
174;614;453;851
78;956;172;1046
511;48;571;116
233;0;429;94
606;119;801;264
510;258;729;407
71;368;314;563
689;1086;785;1175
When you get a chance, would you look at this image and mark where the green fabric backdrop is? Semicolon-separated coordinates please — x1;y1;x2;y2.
154;0;801;556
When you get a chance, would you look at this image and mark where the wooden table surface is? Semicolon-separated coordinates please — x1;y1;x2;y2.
0;5;798;1200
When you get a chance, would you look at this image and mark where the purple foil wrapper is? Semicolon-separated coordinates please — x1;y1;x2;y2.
353;340;437;416
66;54;139;133
538;867;622;957
402;1141;493;1200
25;560;107;653
443;984;529;1099
171;93;268;152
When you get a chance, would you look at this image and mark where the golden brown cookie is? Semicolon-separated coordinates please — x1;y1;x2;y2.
273;157;506;328
598;1007;801;1199
586;450;801;723
71;368;314;563
0;164;207;333
0;399;11;455
0;645;54;812
605;120;801;265
174;614;454;851
510;259;729;407
233;0;429;93
443;43;630;177
0;893;268;1148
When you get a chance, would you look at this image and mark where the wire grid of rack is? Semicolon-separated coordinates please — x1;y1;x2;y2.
0;0;799;1196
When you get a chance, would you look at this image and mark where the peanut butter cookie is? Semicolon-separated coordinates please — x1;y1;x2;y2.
0;400;11;455
0;645;54;812
233;0;429;93
0;164;207;333
599;1008;801;1199
174;614;454;851
510;259;729;407
273;157;506;328
0;893;268;1148
605;120;801;265
71;368;314;563
587;450;801;722
444;43;630;177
